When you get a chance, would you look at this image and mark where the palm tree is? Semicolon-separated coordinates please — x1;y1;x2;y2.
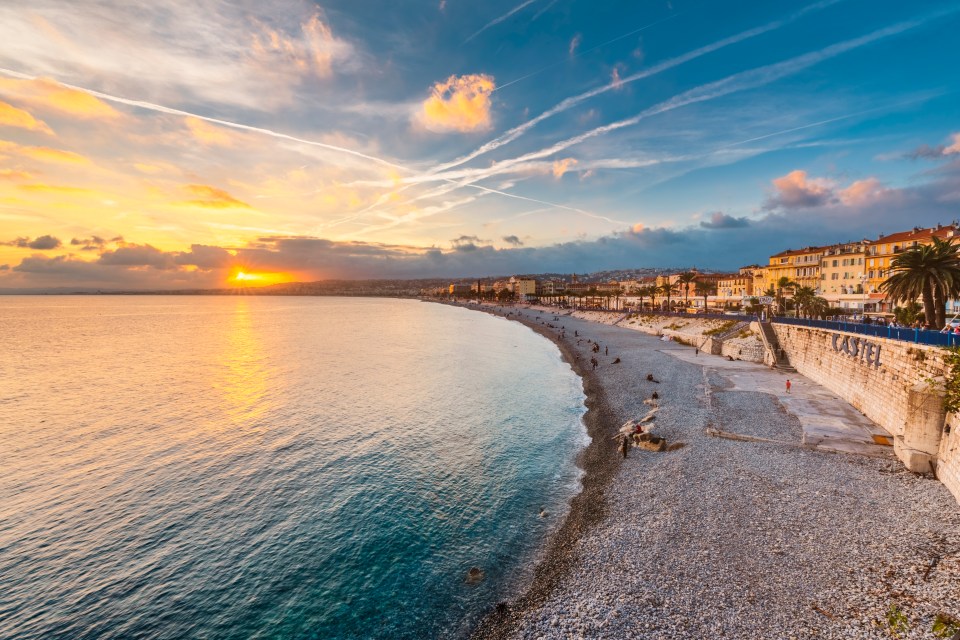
694;281;716;313
806;296;829;319
792;286;817;318
882;237;960;329
775;276;799;315
659;282;675;312
677;272;698;310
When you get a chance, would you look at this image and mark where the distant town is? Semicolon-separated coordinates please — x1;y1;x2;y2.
429;222;960;321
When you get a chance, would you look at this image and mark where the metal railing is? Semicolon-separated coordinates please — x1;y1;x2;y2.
771;316;960;347
625;310;960;347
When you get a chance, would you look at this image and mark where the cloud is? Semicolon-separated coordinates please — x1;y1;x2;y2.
502;235;524;247
0;77;120;120
838;177;892;206
71;236;107;251
184;117;234;147
249;11;351;79
611;66;624;90
0;100;53;134
552;157;578;179
451;234;484;252
947;133;960;155
2;234;62;249
0;2;356;110
418;74;496;133
909;132;960;159
699;212;750;229
569;34;582;56
0;140;90;165
180;184;252;209
763;170;836;210
0;169;32;181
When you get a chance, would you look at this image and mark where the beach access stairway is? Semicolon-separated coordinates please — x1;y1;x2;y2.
757;321;796;372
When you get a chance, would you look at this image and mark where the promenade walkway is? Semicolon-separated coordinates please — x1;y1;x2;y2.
664;346;894;458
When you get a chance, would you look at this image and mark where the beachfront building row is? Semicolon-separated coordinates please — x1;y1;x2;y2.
440;221;960;314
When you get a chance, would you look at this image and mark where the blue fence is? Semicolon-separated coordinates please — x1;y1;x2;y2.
626;310;960;347
770;316;960;347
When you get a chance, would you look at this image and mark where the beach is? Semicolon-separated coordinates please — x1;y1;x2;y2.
463;303;960;640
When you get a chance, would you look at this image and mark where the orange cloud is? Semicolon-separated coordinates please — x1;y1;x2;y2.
0;169;33;181
19;183;94;195
419;74;496;133
945;133;960;155
0;140;90;165
839;177;890;206
0;77;120;120
184;117;234;146
0;101;54;135
552;158;578;179
181;184;252;209
250;12;348;79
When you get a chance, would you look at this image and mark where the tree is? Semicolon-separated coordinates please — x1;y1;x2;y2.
775;276;799;315
659;282;675;311
806;296;830;319
677;272;698;310
894;302;923;326
694;281;716;313
792;286;817;318
882;237;960;329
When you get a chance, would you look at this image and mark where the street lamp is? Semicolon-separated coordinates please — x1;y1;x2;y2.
859;273;868;320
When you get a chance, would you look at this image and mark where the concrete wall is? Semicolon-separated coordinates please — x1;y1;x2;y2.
773;324;959;503
940;414;960;501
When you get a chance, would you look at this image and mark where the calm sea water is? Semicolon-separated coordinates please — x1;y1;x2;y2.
0;296;586;640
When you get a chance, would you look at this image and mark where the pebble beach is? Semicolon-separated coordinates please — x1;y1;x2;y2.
464;303;960;640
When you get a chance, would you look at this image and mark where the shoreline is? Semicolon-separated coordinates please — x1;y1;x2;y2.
440;302;622;640
443;300;960;640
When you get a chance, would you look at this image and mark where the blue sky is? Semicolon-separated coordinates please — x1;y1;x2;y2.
0;0;958;287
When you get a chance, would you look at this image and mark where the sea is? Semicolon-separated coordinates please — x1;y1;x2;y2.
0;296;588;640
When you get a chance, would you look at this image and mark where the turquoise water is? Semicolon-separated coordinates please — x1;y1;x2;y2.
0;297;587;639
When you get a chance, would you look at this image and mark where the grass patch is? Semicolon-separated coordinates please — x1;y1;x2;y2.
704;320;738;336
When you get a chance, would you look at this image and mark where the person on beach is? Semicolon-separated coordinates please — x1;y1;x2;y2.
605;346;608;355
695;347;699;356
619;434;630;458
786;379;792;394
591;357;598;370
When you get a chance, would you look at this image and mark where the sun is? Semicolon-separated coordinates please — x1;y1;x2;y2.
228;269;291;286
233;271;260;282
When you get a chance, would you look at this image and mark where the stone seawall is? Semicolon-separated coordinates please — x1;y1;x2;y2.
773;324;960;502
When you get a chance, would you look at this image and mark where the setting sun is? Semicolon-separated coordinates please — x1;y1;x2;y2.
229;269;289;286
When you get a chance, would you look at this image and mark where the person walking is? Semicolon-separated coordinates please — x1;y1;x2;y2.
619;434;630;459
785;379;792;394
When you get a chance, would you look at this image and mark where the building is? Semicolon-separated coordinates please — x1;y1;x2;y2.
763;246;827;294
819;241;870;311
866;224;960;310
717;266;757;307
449;283;472;296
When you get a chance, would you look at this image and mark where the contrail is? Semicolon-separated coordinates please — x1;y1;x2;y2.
465;0;540;43
435;0;846;176
718;96;934;148
402;15;937;192
494;11;684;93
0;68;413;173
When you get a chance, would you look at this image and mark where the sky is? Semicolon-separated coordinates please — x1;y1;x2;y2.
0;0;959;289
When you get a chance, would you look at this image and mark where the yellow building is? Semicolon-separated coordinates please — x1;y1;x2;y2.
866;224;959;296
820;242;869;310
762;246;827;294
717;266;757;305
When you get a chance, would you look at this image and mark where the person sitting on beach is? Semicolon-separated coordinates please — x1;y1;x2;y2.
612;357;621;364
651;391;659;399
646;374;660;383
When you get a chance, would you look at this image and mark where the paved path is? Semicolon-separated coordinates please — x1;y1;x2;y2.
663;347;894;457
